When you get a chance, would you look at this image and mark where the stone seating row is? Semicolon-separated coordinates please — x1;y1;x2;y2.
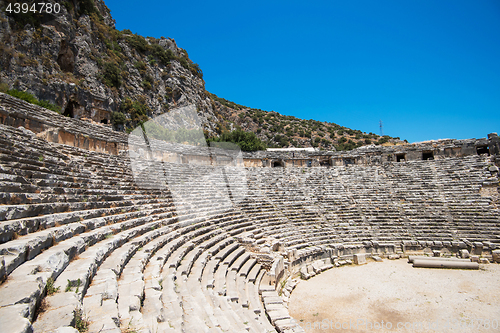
0;115;499;332
29;208;260;332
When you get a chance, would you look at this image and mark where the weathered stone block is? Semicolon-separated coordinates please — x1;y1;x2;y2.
492;250;500;263
353;253;367;265
0;304;32;333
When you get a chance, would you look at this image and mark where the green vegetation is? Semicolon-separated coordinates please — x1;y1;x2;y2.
126;34;150;53
207;129;267;151
141;74;154;91
207;94;404;151
376;136;391;145
140;120;206;146
120;97;150;125
123;34;203;78
73;309;89;332
65;278;82;292
78;0;98;17
111;111;126;126
46;278;59;295
209;92;246;110
102;62;122;88
1;87;60;113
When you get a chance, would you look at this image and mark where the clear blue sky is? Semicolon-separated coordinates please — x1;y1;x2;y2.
104;0;500;143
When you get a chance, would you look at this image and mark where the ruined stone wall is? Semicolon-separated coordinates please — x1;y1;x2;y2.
243;135;498;168
1;92;498;169
0;92;127;155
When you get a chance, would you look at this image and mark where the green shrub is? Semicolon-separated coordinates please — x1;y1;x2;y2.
37;100;61;113
102;62;121;88
62;1;73;12
377;136;390;145
141;80;152;91
151;44;174;66
208;92;246;109
142;74;154;91
73;309;88;332
5;89;60;113
207;129;266;151
126;34;150;53
120;97;149;124
0;82;9;93
140;120;174;141
189;63;203;79
6;89;38;104
46;278;59;295
78;0;97;16
174;128;205;146
134;61;147;71
111;111;126;125
274;134;289;147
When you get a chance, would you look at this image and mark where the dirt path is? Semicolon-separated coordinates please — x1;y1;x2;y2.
288;259;500;332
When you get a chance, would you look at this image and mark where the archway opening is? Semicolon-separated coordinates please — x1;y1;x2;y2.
63;101;77;118
422;151;434;160
396;154;406;162
272;161;283;167
476;145;489;155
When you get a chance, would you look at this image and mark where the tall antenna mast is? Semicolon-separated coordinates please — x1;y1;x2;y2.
379;120;383;137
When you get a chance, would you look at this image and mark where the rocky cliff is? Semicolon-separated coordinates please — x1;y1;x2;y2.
0;0;220;131
0;0;403;150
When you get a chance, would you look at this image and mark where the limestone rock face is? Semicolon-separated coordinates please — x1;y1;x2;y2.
0;0;220;135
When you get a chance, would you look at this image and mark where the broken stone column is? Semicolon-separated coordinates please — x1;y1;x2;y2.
412;259;479;270
408;256;471;263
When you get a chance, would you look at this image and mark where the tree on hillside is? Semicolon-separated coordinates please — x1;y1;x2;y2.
207;129;267;151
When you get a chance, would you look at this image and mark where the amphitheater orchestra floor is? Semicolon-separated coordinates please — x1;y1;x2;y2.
288;259;500;333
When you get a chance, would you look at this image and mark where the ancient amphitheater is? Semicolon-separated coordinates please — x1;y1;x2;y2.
0;92;499;333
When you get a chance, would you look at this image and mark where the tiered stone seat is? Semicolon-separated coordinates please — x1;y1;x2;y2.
1;97;499;333
0;127;181;333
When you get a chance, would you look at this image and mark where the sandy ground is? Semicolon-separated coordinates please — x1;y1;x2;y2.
288;259;500;333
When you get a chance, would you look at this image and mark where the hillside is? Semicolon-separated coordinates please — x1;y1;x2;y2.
0;0;404;151
210;93;406;151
